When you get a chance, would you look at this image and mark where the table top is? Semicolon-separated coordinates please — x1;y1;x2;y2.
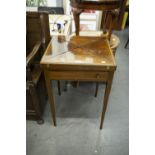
41;36;116;71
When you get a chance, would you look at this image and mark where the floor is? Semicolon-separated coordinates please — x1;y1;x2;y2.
26;27;129;155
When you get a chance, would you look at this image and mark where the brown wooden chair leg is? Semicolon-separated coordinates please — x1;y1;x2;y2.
77;81;79;87
112;48;116;56
63;81;68;91
95;82;99;97
71;81;79;88
72;8;83;36
57;80;61;96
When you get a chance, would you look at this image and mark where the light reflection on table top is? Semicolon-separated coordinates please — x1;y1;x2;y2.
41;36;116;67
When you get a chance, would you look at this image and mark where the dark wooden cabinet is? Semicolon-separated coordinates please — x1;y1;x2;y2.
26;12;51;124
26;73;47;124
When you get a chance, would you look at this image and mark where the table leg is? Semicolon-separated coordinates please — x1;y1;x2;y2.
95;82;99;97
125;38;129;48
100;72;114;129
44;71;56;126
63;81;68;92
57;80;61;96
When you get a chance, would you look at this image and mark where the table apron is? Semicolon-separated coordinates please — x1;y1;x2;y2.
45;71;110;82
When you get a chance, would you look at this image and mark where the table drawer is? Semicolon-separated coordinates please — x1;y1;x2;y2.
47;71;109;81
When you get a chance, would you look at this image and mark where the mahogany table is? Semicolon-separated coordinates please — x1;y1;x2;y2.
40;35;116;129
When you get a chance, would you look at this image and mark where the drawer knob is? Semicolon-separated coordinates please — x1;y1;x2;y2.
96;74;101;79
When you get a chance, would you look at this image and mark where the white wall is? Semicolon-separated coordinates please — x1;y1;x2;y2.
47;0;56;6
47;0;63;7
57;0;63;7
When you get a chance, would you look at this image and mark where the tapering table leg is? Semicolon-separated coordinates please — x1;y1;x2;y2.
100;72;114;129
125;38;129;48
44;71;56;126
57;80;61;96
95;82;99;97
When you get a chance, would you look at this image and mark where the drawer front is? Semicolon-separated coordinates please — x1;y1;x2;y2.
46;71;109;81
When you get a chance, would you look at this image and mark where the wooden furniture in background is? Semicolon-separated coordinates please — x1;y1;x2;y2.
26;42;47;124
26;12;51;54
26;12;51;124
70;0;121;36
101;0;128;30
